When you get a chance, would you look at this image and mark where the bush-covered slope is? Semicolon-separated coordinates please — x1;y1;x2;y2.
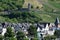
0;0;24;11
0;11;60;23
0;0;60;23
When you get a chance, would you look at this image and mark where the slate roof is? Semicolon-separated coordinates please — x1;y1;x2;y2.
55;17;60;24
37;23;47;30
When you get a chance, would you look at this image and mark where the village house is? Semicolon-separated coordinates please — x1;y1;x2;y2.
0;17;59;39
55;17;60;28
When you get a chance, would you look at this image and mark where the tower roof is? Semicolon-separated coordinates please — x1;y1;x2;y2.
55;17;60;24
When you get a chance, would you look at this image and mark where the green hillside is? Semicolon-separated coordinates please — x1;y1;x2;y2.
0;0;24;11
23;0;42;8
0;0;60;23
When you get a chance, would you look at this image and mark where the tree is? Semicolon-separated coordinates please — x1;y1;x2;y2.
9;37;17;40
31;5;34;9
54;30;60;38
4;27;15;37
50;0;55;1
27;25;37;37
43;35;56;40
24;38;29;40
0;35;3;40
36;6;39;9
31;38;38;40
4;37;17;40
4;27;16;40
0;0;24;11
16;31;25;40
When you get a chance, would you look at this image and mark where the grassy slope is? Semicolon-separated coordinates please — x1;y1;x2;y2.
0;0;60;23
24;0;60;22
23;0;42;9
0;0;24;10
48;0;60;9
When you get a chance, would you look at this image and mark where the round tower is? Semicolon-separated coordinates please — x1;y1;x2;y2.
28;3;31;11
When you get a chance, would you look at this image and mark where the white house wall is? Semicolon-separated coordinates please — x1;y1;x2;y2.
2;28;6;36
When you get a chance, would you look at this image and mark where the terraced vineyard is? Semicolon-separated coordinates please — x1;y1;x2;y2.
35;0;60;22
48;0;60;9
0;0;24;11
0;0;60;23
